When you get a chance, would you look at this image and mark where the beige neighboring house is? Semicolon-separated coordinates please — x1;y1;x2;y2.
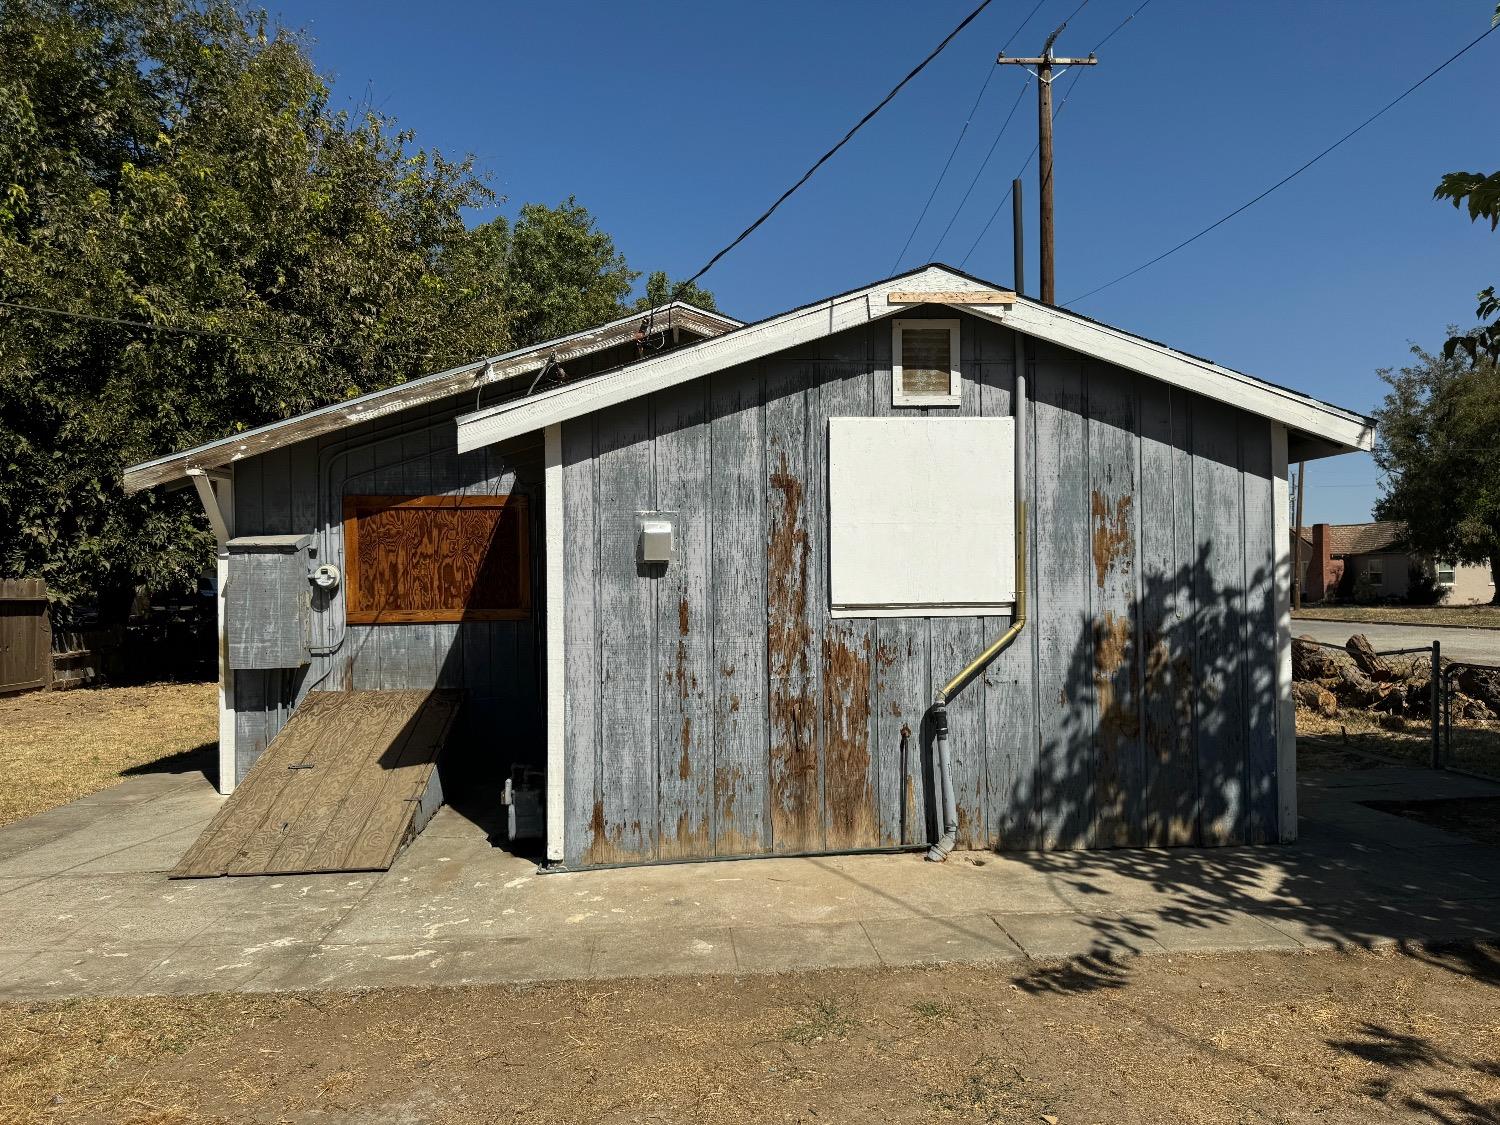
1295;520;1495;604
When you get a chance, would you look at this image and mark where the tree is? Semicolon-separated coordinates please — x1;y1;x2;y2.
502;198;636;347
0;0;509;615
1373;340;1500;602
0;1;718;619
1434;170;1500;363
633;270;718;313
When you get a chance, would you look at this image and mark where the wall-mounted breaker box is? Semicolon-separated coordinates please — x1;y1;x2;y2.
226;534;314;670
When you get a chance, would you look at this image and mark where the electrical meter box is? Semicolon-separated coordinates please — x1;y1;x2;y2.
226;534;314;670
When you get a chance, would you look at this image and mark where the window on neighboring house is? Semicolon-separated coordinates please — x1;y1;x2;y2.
342;494;531;624
1365;559;1384;586
892;319;961;407
1435;560;1456;587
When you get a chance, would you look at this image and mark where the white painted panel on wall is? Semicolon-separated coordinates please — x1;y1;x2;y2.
828;417;1015;617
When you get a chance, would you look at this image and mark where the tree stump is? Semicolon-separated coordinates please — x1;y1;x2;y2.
1292;636;1338;681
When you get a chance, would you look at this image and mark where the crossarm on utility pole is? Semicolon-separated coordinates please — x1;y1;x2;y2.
996;55;1097;66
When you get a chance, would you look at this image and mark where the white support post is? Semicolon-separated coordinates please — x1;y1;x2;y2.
543;424;566;863
190;468;237;796
1270;424;1296;841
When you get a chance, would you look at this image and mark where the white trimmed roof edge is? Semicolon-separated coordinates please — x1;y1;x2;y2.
122;300;741;493
454;265;1374;456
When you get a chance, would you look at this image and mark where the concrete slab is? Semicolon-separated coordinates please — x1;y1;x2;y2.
731;921;882;973
1131;910;1306;954
860;914;1024;966
592;927;737;978
997;912;1163;959
133;941;318;996
253;934;596;993
2;750;1500;1000
0;944;179;1001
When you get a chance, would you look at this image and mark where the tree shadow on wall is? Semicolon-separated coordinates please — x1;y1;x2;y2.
951;543;1500;1004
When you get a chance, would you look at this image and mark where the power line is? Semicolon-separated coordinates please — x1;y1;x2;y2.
674;0;1000;296
890;0;1050;272
1064;19;1500;306
929;78;1032;260
958;0;1153;269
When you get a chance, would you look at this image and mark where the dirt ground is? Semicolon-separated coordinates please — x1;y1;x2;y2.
1294;604;1500;630
0;682;216;827
1;945;1497;1124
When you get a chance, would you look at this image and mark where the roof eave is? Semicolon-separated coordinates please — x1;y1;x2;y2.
121;300;741;494
455;265;1374;457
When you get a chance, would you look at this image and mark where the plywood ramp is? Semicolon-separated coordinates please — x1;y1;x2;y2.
173;689;462;878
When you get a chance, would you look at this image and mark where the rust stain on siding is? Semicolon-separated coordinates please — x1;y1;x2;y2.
666;808;709;859
678;716;693;779
1091;492;1134;589
713;765;763;856
582;799;645;867
678;598;690;637
768;450;818;851
823;629;877;849
1093;610;1141;846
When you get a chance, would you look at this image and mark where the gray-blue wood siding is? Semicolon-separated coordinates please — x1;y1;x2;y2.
228;400;543;784
561;310;1284;865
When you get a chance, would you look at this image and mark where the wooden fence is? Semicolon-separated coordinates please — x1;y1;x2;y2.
0;579;52;696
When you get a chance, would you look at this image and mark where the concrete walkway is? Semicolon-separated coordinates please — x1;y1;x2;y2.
1293;618;1500;664
1;759;1498;1001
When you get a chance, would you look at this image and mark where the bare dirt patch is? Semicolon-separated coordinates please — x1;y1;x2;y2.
1294;604;1500;630
0;681;216;826
1;945;1498;1124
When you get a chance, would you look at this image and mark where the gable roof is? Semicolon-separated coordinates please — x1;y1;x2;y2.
1328;521;1407;556
454;264;1374;458
122;300;740;494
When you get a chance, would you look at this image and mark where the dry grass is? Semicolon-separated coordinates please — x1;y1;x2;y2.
1294;604;1500;630
0;682;216;827
1;946;1498;1124
1296;703;1500;779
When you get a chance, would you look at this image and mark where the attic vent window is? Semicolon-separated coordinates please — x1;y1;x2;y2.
892;318;961;407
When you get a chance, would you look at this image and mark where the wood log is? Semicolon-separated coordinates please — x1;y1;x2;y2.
1331;663;1394;710
1345;634;1396;681
1454;665;1500;713
1292;636;1338;681
1293;681;1338;717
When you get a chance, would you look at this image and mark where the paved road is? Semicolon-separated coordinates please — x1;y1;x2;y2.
1293;618;1500;665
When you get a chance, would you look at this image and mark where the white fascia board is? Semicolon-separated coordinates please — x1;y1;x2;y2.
456;268;993;452
455;265;1374;456
967;301;1375;452
123;301;740;493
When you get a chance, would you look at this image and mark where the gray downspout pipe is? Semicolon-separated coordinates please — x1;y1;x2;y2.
926;311;1029;863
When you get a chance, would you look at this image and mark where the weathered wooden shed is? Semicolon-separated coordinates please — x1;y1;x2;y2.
127;265;1372;874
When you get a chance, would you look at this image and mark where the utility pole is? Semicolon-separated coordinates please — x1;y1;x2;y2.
999;28;1096;304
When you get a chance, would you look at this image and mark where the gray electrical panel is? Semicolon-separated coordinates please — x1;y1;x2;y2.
226;534;313;670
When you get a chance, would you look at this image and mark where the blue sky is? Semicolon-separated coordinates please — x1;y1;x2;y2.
274;0;1496;525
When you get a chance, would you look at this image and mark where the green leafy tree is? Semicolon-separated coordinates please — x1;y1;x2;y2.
1373;340;1500;602
633;270;717;313
0;0;509;615
1434;170;1500;363
503;197;636;346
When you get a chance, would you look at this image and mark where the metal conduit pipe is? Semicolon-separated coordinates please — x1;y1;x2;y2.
927;318;1030;863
